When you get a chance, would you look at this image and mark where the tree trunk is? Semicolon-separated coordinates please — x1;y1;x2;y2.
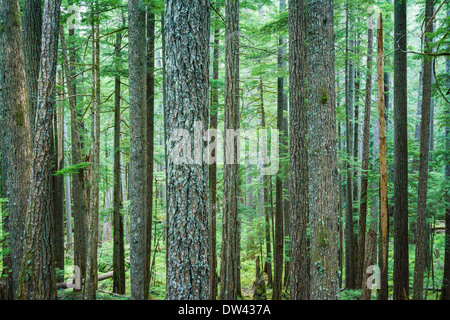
393;0;409;300
272;0;286;301
220;0;240;301
60;25;89;289
384;72;391;131
22;0;42;138
113;26;126;296
0;0;33;298
165;0;211;300
129;0;148;300
209;25;220;300
53;76;65;283
16;0;61;300
259;78;272;289
361;229;377;300
357;18;374;288
288;0;309;300
145;6;155;301
338;120;344;288
306;0;339;300
377;14;389;301
62;83;73;252
85;8;101;300
345;2;357;289
413;0;433;300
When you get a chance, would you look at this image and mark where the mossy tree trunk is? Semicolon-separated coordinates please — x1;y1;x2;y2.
306;0;339;300
0;0;33;299
16;0;61;300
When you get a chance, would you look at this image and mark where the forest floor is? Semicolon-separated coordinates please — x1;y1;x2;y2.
54;232;447;300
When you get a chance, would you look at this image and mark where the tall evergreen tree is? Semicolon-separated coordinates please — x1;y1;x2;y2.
16;0;61;300
165;0;211;300
288;0;309;300
113;28;126;295
129;0;148;300
0;0;33;299
306;0;339;300
413;0;434;300
220;0;240;300
393;0;409;300
273;0;286;301
145;5;155;301
85;5;101;300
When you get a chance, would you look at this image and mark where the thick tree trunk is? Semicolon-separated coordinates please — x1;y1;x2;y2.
288;0;309;300
0;0;33;299
144;7;155;301
161;13;169;287
16;0;61;300
220;0;240;301
165;0;210;300
413;0;433;300
393;0;409;300
129;0;148;300
85;10;101;300
306;0;339;300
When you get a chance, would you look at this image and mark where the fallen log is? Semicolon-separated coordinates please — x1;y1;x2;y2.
57;271;114;290
98;290;128;298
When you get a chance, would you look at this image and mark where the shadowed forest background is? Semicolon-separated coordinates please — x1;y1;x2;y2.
0;0;449;301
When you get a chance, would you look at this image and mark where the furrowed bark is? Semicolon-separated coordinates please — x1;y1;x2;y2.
129;0;148;300
393;0;409;300
306;0;339;300
165;0;211;300
220;0;240;301
0;0;33;298
16;0;61;300
288;0;309;300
